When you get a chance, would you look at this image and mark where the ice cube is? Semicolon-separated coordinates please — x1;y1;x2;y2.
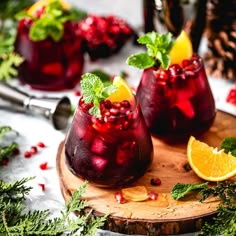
91;156;107;171
91;137;108;155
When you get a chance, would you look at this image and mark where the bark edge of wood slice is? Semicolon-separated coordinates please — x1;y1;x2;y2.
56;111;236;235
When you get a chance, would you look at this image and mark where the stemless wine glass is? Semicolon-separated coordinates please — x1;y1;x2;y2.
14;19;84;91
64;96;153;188
136;54;216;142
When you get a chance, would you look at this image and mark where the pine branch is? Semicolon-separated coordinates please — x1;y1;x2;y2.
198;181;236;235
0;178;107;235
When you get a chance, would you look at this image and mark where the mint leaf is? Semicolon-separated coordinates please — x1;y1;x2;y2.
171;182;208;200
126;53;155;69
221;137;236;157
81;73;117;117
127;32;173;70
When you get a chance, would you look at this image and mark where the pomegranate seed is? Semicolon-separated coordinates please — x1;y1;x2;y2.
13;148;20;156
114;192;125;204
37;142;45;148
39;162;48;170
226;87;236;106
150;178;161;186
2;158;9;166
30;146;38;154
38;183;45;191
74;90;81;96
24;151;32;158
148;191;158;200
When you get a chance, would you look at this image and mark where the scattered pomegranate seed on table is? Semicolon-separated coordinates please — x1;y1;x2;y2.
30;146;38;154
114;192;125;204
148;191;158;200
24;151;32;158
39;162;48;170
150;178;162;186
37;142;46;148
226;86;236;106
38;183;45;191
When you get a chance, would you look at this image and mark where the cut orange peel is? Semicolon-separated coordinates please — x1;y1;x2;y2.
107;76;133;103
187;136;236;182
169;30;193;65
27;0;71;16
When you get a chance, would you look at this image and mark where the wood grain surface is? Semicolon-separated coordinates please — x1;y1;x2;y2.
56;111;236;235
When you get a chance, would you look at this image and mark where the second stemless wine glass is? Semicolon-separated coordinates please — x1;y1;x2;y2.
136;54;216;142
65;96;153;188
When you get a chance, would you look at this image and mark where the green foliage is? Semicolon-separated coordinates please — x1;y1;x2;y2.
221;137;236;156
198;181;236;236
16;0;87;42
0;0;32;81
0;179;106;235
171;182;208;200
126;31;173;70
0;126;19;164
81;73;117;117
0;53;24;80
171;181;236;235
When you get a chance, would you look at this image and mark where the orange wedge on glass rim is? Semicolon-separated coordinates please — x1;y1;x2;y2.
187;136;236;182
107;76;133;103
169;30;193;65
27;0;71;16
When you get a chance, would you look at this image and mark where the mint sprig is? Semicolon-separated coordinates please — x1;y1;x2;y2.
221;137;236;157
16;0;87;42
171;182;209;200
127;32;173;69
81;73;117;117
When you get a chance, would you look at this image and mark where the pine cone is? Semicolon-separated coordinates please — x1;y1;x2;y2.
205;0;236;81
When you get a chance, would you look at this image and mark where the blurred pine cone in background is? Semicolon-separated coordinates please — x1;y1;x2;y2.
205;0;236;81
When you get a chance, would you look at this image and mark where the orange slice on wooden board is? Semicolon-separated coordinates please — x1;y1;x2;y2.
169;30;193;65
107;76;133;103
27;0;70;16
187;136;236;181
121;186;149;202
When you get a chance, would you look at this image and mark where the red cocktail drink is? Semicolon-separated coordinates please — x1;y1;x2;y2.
15;19;84;91
65;96;153;188
136;54;216;141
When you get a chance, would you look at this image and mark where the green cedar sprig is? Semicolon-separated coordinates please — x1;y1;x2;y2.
15;0;87;42
126;31;173;70
80;73;117;117
171;181;236;235
0;126;19;164
0;179;106;235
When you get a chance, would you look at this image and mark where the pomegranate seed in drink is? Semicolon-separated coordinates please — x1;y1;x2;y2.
65;97;153;187
136;54;216;142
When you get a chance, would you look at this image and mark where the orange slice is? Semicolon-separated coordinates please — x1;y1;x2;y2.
107;76;133;102
121;186;149;202
187;136;236;181
27;0;70;16
169;30;193;65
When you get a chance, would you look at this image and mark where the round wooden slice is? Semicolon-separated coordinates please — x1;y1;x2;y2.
56;111;236;235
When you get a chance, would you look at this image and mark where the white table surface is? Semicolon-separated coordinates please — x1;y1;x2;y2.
0;1;235;236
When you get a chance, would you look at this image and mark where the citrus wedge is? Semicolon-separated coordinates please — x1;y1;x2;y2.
169;30;193;65
187;136;236;181
27;0;70;16
107;76;133;102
